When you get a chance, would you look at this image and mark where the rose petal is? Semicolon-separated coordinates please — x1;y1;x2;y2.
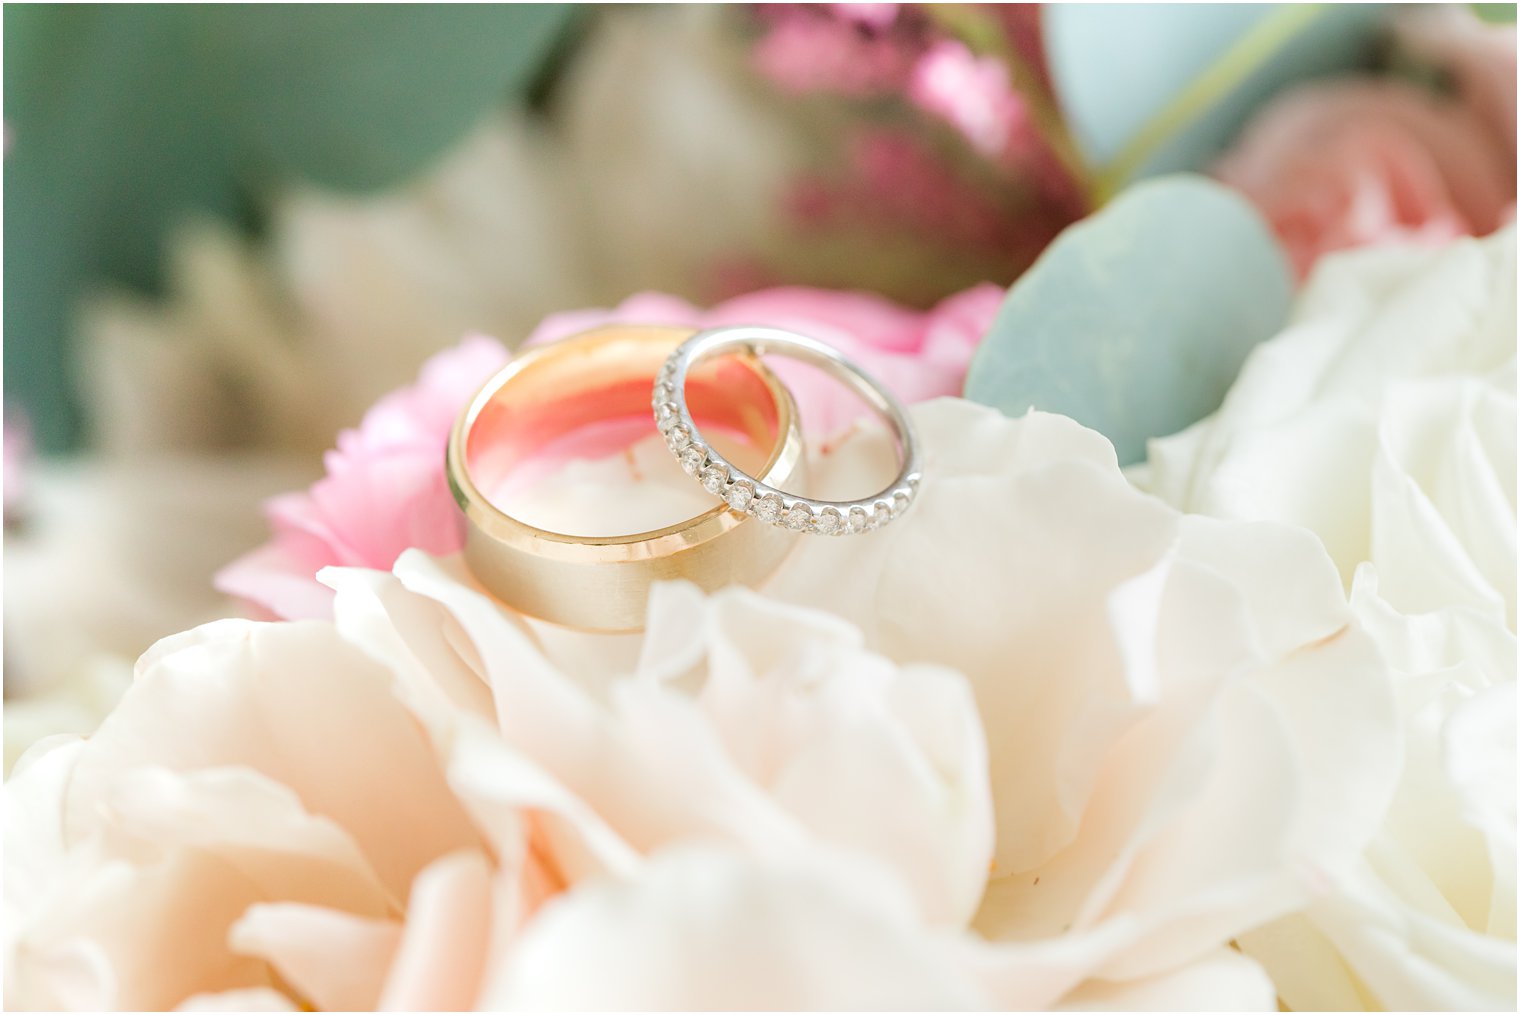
487;846;989;1010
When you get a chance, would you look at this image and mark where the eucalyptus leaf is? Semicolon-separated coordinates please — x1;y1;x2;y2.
4;4;578;451
962;175;1292;466
1472;3;1517;24
1045;4;1386;190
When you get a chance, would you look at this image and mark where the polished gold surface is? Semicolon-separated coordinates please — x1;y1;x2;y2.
446;325;806;631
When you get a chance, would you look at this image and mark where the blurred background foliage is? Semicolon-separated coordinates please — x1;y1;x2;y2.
6;2;1507;453
4;3;580;451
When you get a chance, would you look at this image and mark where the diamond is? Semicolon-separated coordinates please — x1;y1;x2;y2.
891;491;911;518
784;503;813;531
665;425;692;452
654;401;678;426
755;493;785;523
679;446;706;475
699;463;729;495
652;382;673;406
725;480;754;512
813;507;843;535
873;501;891;528
847;506;870;533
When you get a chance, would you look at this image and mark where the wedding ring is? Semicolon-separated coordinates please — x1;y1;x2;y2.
655;325;920;535
447;325;806;631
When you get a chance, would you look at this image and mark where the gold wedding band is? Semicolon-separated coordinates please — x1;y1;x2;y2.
446;325;806;631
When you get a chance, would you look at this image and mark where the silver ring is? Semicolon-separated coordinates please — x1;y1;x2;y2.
653;325;921;535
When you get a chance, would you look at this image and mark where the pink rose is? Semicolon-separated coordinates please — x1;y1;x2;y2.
219;284;1004;620
1217;79;1514;278
215;335;510;621
1395;5;1518;156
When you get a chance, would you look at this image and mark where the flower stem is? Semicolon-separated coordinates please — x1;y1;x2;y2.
924;3;1099;212
1094;3;1331;200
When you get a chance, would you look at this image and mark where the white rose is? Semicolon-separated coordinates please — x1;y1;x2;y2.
5;400;1400;1010
4;560;993;1009
1144;228;1515;625
1144;229;1517;1010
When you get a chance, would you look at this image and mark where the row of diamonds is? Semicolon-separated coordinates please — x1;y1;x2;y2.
670;437;915;536
653;370;915;535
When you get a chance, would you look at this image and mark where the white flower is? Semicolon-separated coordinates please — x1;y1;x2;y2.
2;454;311;772
1144;229;1517;1010
7;385;1407;1010
765;400;1400;1005
1144;229;1515;626
4;552;993;1009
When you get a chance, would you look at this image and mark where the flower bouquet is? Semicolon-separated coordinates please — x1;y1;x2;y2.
3;4;1515;1011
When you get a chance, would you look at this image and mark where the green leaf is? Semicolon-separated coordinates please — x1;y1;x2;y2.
205;5;577;191
4;4;579;451
1044;4;1386;193
962;175;1293;466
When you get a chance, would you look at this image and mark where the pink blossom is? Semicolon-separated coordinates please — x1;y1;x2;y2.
909;39;1029;157
751;5;920;97
1395;5;1518;157
1218;80;1513;278
216;335;509;620
221;286;1004;621
787;130;1054;262
830;3;898;30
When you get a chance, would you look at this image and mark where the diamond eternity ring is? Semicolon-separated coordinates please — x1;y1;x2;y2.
654;325;921;535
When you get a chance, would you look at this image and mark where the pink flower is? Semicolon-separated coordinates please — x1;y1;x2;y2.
830;2;898;31
221;285;1004;621
751;5;920;98
1217;80;1514;278
215;335;509;621
1395;5;1518;156
787;130;1055;262
908;39;1029;157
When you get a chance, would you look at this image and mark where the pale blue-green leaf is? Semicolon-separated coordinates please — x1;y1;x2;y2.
962;175;1292;466
3;5;579;451
1472;3;1516;24
1045;4;1385;182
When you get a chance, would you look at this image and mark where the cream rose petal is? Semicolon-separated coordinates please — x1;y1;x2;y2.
358;550;994;930
5;618;503;1010
637;581;994;926
374;850;495;1011
1241;569;1519;1011
1149;230;1517;1011
176;987;298;1011
1371;378;1517;624
1053;947;1276;1012
1304;854;1516;1010
774;398;1399;985
65;619;485;903
228;904;400;1012
99;765;391;917
12;850;276;1010
1444;682;1517;938
486;846;989;1011
779;407;1182;874
1144;230;1516;617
